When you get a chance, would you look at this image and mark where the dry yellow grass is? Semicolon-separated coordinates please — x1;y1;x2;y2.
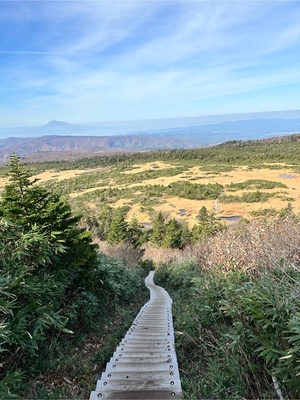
122;161;177;174
1;161;299;227
34;167;106;183
0;177;9;189
121;164;300;226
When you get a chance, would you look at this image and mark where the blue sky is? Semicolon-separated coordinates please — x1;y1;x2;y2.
0;0;299;127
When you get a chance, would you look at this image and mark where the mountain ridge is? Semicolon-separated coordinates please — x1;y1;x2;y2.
1;109;299;138
0;116;300;163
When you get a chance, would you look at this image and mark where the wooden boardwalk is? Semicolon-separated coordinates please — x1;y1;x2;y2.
89;270;182;399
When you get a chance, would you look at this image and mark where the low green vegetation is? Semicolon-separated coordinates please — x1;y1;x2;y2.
220;191;274;203
165;181;223;200
249;207;279;217
0;156;148;398
155;252;300;399
226;179;287;191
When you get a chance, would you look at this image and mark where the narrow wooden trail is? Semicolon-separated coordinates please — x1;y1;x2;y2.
89;270;182;399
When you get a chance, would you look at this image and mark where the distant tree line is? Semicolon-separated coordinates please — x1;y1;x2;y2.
6;135;300;175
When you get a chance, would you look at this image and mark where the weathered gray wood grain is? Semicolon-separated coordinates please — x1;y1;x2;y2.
89;270;182;400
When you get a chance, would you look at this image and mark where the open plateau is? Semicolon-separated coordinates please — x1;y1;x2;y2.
1;130;300;228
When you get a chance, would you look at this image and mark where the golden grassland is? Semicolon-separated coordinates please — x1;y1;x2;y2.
1;161;299;227
101;161;300;226
34;167;107;182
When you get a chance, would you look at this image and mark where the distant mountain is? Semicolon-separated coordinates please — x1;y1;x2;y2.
0;134;211;163
36;120;85;135
0;116;300;163
0;110;299;139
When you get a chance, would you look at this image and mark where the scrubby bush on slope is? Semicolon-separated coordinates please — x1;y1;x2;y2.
0;156;146;398
155;218;300;399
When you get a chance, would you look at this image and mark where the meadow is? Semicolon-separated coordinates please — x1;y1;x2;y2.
1;144;299;229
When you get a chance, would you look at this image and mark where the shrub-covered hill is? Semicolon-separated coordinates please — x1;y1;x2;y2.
0;155;149;398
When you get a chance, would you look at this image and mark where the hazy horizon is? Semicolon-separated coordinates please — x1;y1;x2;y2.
1;109;299;130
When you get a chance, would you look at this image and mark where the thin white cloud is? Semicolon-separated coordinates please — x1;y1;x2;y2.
0;0;299;126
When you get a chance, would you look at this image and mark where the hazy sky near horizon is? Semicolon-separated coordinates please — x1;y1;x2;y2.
0;0;299;127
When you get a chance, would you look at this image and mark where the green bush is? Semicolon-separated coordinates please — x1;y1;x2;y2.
0;156;147;398
226;179;287;191
155;261;300;399
220;191;274;203
96;253;144;303
0;220;68;397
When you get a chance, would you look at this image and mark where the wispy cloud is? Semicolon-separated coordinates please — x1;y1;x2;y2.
0;0;299;126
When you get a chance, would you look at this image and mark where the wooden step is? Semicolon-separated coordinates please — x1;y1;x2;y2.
89;271;182;400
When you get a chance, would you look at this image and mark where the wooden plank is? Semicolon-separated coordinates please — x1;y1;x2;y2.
100;370;181;381
105;362;177;373
96;378;182;391
114;350;174;356
89;271;182;400
90;389;182;399
109;356;174;364
117;342;174;349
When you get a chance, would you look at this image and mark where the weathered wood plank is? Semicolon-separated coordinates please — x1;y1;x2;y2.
89;271;182;400
90;388;182;399
96;378;182;391
105;362;176;373
100;370;181;381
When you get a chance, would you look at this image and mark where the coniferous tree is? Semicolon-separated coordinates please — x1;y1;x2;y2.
127;215;143;248
107;208;129;244
163;218;184;249
1;154;78;232
150;212;166;247
192;206;225;242
180;220;192;247
0;154;98;277
97;205;114;240
0;155;100;396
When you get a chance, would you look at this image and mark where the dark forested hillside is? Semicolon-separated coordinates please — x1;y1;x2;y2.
12;133;300;172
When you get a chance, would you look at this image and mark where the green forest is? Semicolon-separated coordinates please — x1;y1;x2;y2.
0;138;300;399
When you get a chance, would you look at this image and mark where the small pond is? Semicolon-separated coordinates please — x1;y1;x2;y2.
141;222;152;228
220;216;241;222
